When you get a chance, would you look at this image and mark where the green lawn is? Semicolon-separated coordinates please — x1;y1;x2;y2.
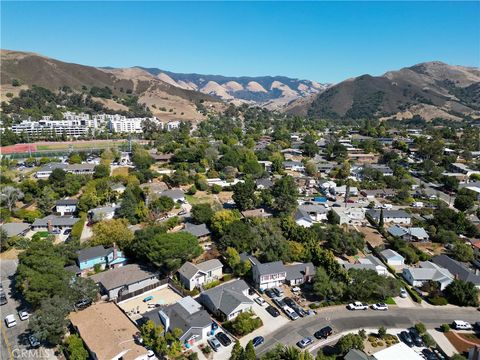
385;297;396;305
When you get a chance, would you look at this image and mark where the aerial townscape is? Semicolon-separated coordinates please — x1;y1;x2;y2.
1;2;479;360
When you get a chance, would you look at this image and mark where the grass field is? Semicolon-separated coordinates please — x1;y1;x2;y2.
36;140;128;151
112;167;130;177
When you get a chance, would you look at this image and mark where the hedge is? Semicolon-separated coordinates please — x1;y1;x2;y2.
71;213;87;241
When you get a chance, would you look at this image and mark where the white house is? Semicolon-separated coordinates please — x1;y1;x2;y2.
402;261;453;290
366;209;412;225
55;199;78;216
177;259;223;291
380;249;405;266
283;161;305;172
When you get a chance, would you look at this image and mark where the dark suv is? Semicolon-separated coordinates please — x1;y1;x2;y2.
266;305;280;317
215;332;231;346
314;326;333;339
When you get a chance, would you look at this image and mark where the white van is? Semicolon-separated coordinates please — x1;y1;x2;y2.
452;320;472;330
5;314;17;328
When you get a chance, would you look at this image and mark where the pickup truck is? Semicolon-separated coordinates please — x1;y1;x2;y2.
347;302;368;310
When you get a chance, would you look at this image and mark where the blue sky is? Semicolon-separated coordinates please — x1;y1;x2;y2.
1;1;479;83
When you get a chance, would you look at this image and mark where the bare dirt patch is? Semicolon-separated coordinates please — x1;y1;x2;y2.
357;226;385;248
445;331;480;353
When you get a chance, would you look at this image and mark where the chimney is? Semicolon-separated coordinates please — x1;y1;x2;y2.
305;265;310;277
47;220;52;233
113;242;118;259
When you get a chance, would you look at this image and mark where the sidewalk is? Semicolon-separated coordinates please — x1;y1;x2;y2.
428;329;456;356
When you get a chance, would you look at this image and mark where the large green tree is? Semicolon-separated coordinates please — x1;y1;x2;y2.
444;279;479;307
271;176;298;214
232;178;257;211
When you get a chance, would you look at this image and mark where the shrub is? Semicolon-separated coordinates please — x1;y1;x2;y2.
415;323;426;335
203;280;221;290
222;274;233;282
368;336;377;343
309;303;321;309
223;311;263;337
372;343;378;348
440;324;450;333
201;345;212;354
428;296;448;306
211;184;222;194
377;341;384;347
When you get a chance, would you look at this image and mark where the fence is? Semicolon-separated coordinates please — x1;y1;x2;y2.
115;278;168;303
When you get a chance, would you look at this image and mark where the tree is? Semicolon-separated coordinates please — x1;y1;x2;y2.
346;269;400;302
149;196;174;218
244;340;256;360
313;266;345;301
230;341;244;360
116;187;138;223
140;320;168;356
378;208;384;228
210;210;241;236
232;178;257;211
30;296;71;345
0;186;24;212
65;334;89;360
378;326;387;339
271;176;298;214
454;194;475;211
37;186;58;214
415;322;426;335
93;164;110;179
225;247;251;276
335;333;364;355
444;279;479;307
92;218;134;249
191;203;214;224
132;232;202;271
422;334;435;348
68;153;82;164
452;242;474;262
326;210;340;225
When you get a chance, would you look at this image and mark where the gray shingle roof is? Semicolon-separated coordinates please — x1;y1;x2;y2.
431;255;480;285
256;261;286;276
200;280;252;316
1;222;30;237
178;262;200;280
32;215;80;227
56;199;78;206
380;249;404;260
90;264;157;290
77;245;112;263
285;262;315;281
160;189;185;200
366;209;411;220
196;259;223;272
182;223;211;238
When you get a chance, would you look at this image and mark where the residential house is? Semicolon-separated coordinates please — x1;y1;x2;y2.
374;342;424;360
380;249;405;266
297;204;328;222
285;262;315;285
450;163;480;178
55;199;78;216
161;189;186;203
332;207;365;225
366;209;412;225
90;264;159;301
256;178;274;190
35;163;67;179
75;244;127;275
178;259;223;291
402;261;453;290
334;185;359;197
283;161;305;172
345;349;375;360
343;256;388;276
31;215;80;232
0;222;30;238
387;225;429;242
88;205;119;223
241;255;287;290
199;279;253;321
110;183;126;194
70;302;150;360
182;223;211;239
241;208;273;219
143;297;213;346
294;208;314;228
431;255;480;289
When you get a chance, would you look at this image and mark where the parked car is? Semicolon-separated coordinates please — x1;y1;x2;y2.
215;332;231;346
28;335;40;348
292;305;308;317
63;228;72;235
252;336;264;347
272;287;284;297
273;298;285;308
371;303;388;311
422;349;438;360
400;288;408;298
409;329;424;347
265;289;276;298
347;302;368;310
0;293;7;306
296;336;313;349
254;297;266;306
314;326;333;339
283;297;296;308
18;310;29;321
75;298;92;309
283;306;299;320
4;314;16;328
400;331;414;347
207;337;222;351
452;320;473;330
433;349;446;360
266;305;280;317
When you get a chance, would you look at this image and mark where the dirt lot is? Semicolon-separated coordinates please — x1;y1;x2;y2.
357;225;385;248
412;242;444;256
445;331;480;353
117;285;182;319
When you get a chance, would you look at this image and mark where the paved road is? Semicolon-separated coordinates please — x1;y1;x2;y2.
255;305;480;356
0;260;56;360
411;175;455;207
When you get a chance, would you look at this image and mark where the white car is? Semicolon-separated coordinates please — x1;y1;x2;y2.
254;297;266;306
347;302;368;310
371;303;388;311
452;320;473;330
399;288;408;298
5;314;16;328
18;310;29;321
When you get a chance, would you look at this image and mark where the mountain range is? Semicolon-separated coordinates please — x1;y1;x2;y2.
1;49;479;122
